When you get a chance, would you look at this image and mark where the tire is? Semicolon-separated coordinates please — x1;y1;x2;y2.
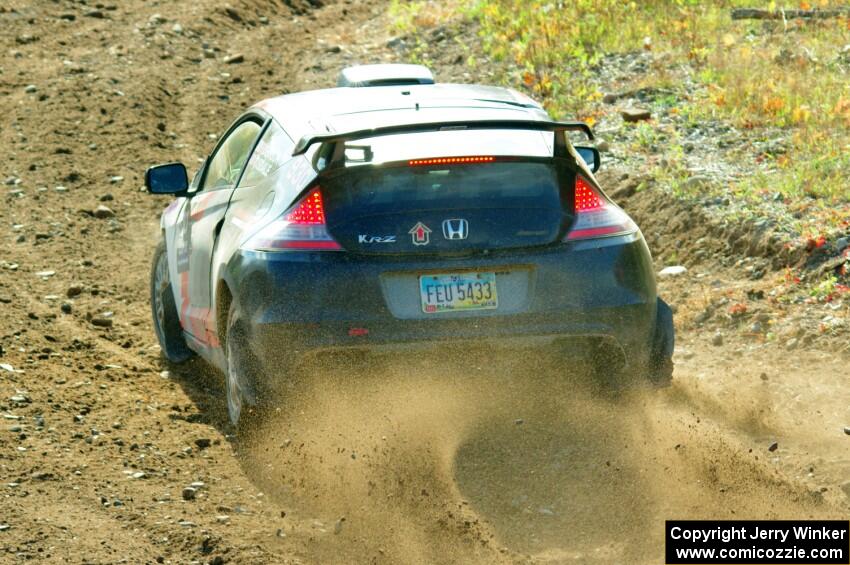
224;301;266;428
150;239;193;363
648;298;675;386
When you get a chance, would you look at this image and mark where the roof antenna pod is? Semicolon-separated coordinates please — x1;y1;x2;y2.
337;64;435;87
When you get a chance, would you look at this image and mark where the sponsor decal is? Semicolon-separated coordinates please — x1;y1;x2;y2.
442;218;469;240
408;222;432;246
358;235;397;244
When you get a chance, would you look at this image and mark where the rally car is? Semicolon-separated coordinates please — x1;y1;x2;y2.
146;64;674;425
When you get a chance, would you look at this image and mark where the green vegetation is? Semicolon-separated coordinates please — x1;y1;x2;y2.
391;0;850;204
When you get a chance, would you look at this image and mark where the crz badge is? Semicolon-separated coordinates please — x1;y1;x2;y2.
358;235;397;244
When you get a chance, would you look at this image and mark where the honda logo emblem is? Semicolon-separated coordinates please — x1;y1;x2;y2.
442;219;469;240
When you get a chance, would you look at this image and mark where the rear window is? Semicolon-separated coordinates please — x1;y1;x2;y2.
326;161;562;212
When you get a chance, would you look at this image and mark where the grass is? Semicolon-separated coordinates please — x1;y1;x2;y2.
391;0;850;204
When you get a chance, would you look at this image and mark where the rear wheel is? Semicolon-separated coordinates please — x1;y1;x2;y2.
648;298;675;386
224;302;264;427
150;239;193;363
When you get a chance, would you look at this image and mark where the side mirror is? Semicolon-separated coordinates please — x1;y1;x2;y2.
575;146;601;173
145;163;189;195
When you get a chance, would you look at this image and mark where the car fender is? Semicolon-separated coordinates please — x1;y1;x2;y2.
158;199;187;322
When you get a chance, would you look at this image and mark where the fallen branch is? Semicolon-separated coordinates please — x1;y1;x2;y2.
732;8;850;20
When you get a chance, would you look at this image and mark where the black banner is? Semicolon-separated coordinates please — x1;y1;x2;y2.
666;520;849;564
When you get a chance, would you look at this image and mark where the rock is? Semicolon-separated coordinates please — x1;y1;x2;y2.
182;487;197;501
602;93;619;104
93;205;115;219
611;181;637;199
149;13;166;25
621;108;651;122
224;53;245;64
514;418;524;425
59;13;76;21
216;515;230;524
171;23;183;34
224;6;242;21
109;176;123;184
386;37;405;49
67;284;83;298
24;85;37;93
61;302;72;314
658;265;687;278
0;524;9;532
682;175;712;191
746;289;765;300
91;315;113;328
132;471;147;479
85;10;105;18
334;517;345;534
195;438;212;449
695;309;712;323
596;140;610;152
836;237;849;252
711;332;724;346
100;193;114;201
36;270;56;278
785;338;798;350
843;427;850;436
768;441;778;452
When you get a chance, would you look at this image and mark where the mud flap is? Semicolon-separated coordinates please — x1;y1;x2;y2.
648;297;674;386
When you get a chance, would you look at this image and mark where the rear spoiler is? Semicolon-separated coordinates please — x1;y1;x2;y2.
291;119;595;157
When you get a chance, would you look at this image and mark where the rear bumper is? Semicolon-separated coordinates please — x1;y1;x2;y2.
251;303;651;368
224;233;663;379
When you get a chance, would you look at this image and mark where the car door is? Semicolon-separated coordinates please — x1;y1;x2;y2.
175;116;263;344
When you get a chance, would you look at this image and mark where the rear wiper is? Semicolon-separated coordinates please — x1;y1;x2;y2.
471;98;538;109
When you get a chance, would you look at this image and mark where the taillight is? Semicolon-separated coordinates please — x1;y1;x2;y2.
243;187;342;251
564;176;637;241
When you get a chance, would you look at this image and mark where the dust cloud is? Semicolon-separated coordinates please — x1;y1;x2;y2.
231;348;837;564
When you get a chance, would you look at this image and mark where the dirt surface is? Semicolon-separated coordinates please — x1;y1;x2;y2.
0;1;847;563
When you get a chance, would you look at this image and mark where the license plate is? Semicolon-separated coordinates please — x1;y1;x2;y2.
419;272;498;313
